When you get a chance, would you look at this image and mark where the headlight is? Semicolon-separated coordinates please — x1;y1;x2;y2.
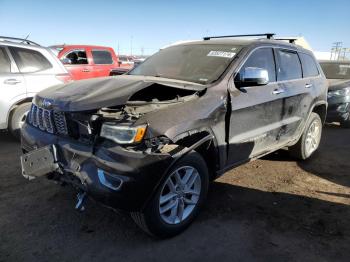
328;88;350;97
100;124;147;144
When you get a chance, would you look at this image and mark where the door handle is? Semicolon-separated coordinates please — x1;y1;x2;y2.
4;79;21;85
305;83;313;88
272;88;285;95
82;69;90;72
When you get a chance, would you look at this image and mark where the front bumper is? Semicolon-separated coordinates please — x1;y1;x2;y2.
21;123;173;211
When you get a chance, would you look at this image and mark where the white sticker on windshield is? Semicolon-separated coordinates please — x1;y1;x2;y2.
207;51;236;58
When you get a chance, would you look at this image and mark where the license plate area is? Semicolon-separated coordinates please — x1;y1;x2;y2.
20;145;59;179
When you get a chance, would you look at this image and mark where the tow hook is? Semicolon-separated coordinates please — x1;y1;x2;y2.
75;191;87;211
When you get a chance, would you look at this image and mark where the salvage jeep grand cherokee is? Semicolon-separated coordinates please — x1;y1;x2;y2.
20;34;328;237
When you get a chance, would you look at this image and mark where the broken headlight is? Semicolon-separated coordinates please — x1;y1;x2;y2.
100;123;147;144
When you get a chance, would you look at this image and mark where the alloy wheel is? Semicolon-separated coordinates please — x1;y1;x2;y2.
159;166;201;225
305;119;321;157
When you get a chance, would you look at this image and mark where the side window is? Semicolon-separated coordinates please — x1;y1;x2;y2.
276;50;302;81
9;47;52;73
299;53;319;77
0;47;11;73
63;50;88;65
92;50;113;64
239;48;276;82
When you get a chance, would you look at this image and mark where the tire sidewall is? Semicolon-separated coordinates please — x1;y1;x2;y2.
144;150;209;238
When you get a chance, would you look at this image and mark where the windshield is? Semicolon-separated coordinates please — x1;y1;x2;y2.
129;44;242;84
320;62;350;79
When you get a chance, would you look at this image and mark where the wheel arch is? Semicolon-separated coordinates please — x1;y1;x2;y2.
312;102;327;124
173;129;220;180
6;97;33;129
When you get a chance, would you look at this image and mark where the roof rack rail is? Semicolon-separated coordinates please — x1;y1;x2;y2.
203;33;275;41
0;36;40;46
274;38;297;44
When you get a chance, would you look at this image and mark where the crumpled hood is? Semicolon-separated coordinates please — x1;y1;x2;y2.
328;79;350;91
35;75;205;112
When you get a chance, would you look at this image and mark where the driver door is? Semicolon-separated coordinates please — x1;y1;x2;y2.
226;47;285;166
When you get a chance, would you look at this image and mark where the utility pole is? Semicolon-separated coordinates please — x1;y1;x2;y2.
331;42;342;60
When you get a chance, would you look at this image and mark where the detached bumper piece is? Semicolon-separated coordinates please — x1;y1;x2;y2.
20;145;59;180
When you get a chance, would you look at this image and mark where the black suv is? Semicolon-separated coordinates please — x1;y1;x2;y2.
319;60;350;127
21;34;328;237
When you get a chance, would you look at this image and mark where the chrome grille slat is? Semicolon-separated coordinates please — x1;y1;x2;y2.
28;104;67;135
53;111;68;135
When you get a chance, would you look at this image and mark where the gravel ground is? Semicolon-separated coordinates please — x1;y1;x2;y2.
0;125;349;262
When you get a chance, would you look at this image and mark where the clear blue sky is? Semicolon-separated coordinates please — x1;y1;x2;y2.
1;0;349;55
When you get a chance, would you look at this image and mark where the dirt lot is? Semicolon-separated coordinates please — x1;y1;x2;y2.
0;125;349;262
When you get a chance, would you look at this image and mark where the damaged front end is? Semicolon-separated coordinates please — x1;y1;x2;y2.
21;80;207;211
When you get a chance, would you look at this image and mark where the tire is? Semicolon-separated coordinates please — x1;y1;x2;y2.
289;112;322;160
131;150;209;238
9;103;31;140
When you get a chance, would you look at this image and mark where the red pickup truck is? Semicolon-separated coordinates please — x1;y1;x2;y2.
50;45;130;80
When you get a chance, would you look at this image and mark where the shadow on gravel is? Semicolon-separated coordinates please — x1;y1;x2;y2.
263;124;350;188
0;179;349;262
0;131;17;144
297;124;350;188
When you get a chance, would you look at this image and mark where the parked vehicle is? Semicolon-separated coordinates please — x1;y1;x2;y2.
0;36;71;138
117;55;135;68
21;34;328;238
319;60;350;127
50;45;121;80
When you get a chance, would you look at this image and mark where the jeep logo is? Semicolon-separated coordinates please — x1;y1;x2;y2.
41;99;53;109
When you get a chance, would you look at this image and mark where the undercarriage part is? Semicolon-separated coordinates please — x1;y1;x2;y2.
75;191;87;211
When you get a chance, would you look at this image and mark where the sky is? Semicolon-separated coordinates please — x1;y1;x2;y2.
0;0;349;55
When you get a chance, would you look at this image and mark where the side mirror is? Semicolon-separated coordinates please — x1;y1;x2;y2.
235;67;269;87
61;58;72;65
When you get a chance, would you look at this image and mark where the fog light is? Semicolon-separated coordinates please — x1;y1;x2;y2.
97;169;123;191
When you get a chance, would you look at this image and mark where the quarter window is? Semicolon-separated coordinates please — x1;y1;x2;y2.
299;53;319;77
9;47;52;73
92;50;113;64
239;48;276;82
276;50;302;81
0;47;11;73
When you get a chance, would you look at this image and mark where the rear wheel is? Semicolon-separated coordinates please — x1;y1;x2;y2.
289;112;322;160
131;150;209;238
9;103;31;139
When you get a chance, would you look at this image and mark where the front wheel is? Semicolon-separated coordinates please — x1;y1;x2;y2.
289;112;322;160
131;150;209;238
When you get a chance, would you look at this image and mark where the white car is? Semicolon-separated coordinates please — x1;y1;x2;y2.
0;36;71;138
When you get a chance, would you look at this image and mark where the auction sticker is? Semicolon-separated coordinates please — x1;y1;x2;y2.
207;51;236;58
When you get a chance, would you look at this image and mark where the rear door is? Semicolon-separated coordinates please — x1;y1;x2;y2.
91;49;115;77
273;49;314;144
60;48;95;80
8;46;60;95
0;46;26;127
227;47;284;166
